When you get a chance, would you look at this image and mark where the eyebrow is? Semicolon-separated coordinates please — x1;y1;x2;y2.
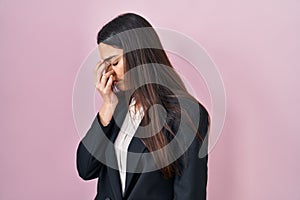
97;54;121;71
101;55;118;63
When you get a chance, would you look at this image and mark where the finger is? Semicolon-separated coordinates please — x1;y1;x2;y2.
96;71;108;91
103;70;114;77
99;72;110;89
94;62;108;82
104;75;113;93
95;63;111;86
99;69;115;83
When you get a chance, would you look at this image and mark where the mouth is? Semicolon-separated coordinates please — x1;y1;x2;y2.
113;80;118;86
112;79;122;93
113;79;123;86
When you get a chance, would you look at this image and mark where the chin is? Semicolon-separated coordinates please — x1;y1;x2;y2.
115;80;126;91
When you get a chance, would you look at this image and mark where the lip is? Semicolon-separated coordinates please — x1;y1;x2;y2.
113;80;118;86
113;79;123;86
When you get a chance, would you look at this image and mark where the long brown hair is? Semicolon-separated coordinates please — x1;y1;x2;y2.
97;13;210;178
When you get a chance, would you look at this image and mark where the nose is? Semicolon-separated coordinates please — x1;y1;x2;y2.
105;65;117;79
106;64;113;72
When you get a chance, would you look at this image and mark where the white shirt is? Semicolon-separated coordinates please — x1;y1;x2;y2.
114;97;144;196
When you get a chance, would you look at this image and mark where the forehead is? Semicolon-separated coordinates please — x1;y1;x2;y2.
98;43;123;60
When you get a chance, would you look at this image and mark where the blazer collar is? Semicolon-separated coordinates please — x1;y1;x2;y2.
105;94;148;199
105;124;147;199
124;125;147;197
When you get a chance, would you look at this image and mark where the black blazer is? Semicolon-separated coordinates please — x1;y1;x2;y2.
76;94;209;200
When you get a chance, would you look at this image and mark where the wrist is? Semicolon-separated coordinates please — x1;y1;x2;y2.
102;97;118;107
98;112;111;126
99;101;118;126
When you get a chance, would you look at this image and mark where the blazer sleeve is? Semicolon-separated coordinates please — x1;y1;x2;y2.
173;101;209;200
76;113;115;181
173;138;208;200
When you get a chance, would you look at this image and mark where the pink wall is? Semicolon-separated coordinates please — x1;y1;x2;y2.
1;0;299;199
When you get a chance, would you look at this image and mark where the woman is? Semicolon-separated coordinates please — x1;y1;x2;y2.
76;13;210;200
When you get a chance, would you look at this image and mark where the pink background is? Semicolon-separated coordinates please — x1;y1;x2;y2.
1;0;299;199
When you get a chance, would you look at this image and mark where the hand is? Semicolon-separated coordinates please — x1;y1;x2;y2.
94;61;118;105
94;61;118;126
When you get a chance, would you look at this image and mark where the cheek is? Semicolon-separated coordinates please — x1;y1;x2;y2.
112;63;124;77
117;60;125;76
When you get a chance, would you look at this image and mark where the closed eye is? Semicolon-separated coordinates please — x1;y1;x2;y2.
112;61;119;66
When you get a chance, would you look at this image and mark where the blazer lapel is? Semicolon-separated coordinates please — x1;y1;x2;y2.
124;126;147;196
105;97;128;200
105;92;147;198
105;144;123;200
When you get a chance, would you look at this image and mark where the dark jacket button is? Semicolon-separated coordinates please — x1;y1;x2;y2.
104;198;111;200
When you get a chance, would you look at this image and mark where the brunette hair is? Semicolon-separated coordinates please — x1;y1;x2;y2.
97;13;209;178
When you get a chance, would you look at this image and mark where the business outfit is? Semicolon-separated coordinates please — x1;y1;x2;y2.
76;92;209;200
114;97;144;196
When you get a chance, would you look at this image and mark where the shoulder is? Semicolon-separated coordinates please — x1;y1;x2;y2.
164;95;210;134
162;95;210;152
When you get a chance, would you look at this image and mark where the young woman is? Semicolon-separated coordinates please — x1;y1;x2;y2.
76;13;210;200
